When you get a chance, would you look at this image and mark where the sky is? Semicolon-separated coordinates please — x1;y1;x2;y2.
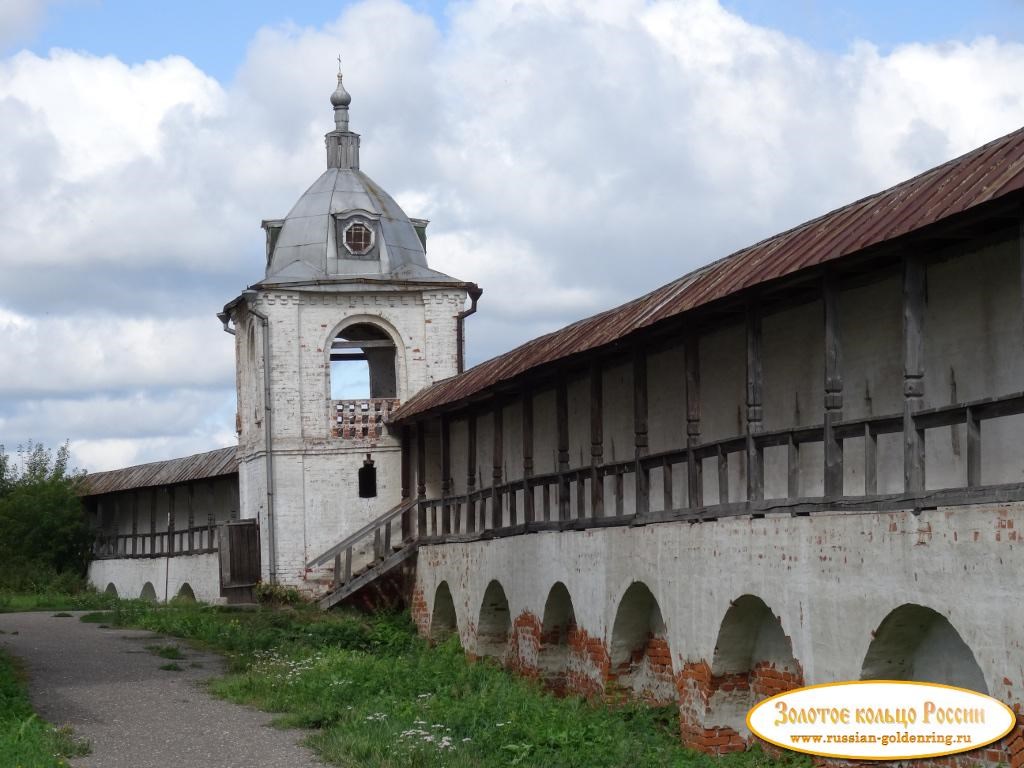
2;0;1024;473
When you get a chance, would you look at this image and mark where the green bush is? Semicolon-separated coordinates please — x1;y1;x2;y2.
0;442;92;590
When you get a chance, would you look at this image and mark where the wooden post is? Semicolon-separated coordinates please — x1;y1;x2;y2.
864;424;877;495
556;377;570;521
523;393;535;524
187;483;195;554
633;350;650;516
149;489;157;556
492;405;504;529
131;491;139;557
686;337;703;508
903;254;926;493
167;487;176;556
823;272;844;498
590;361;604;518
966;406;981;487
400;425;412;540
746;301;764;502
416;423;427;536
466;412;477;532
441;414;452;535
207;482;216;551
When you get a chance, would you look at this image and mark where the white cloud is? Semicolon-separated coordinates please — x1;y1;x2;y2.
4;0;1024;471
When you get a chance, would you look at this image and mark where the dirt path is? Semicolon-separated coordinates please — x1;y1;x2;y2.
0;611;323;768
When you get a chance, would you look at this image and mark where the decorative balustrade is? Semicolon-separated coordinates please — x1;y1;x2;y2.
413;390;1024;543
332;398;401;439
92;524;219;560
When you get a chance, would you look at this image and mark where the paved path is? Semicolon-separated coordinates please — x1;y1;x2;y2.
0;612;323;768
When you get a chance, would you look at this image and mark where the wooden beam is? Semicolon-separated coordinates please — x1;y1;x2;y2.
167;487;176;557
556;377;570;521
467;412;477;532
416;423;427;537
149;489;157;556
590;361;604;518
903;254;926;492
823;272;844;498
523;393;534;524
686;336;703;508
131;491;139;557
633;349;650;516
440;414;452;534
492;405;504;529
746;301;764;502
400;425;412;540
330;339;395;349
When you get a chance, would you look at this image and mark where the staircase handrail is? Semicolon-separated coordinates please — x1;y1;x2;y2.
306;498;417;569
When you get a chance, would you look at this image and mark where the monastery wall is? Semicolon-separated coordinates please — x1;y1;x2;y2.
412;502;1024;762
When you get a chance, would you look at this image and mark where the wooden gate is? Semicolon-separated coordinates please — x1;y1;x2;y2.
218;520;261;604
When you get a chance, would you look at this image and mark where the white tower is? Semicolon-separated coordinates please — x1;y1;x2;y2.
221;73;477;592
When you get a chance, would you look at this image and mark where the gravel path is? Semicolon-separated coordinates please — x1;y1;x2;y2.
0;611;323;768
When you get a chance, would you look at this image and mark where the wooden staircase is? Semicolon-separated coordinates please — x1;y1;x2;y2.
307;499;418;610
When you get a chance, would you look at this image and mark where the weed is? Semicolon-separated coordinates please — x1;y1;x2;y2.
52;612;72;618
107;602;808;768
0;649;91;765
147;644;184;660
159;663;184;672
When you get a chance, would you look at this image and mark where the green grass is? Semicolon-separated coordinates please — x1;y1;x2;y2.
158;663;183;672
147;644;184;660
0;649;89;767
0;591;118;614
103;601;808;768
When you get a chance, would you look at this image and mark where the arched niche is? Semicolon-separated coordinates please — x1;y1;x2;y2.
430;582;458;643
477;580;511;660
139;582;158;602
539;582;576;686
609;581;675;702
861;604;988;694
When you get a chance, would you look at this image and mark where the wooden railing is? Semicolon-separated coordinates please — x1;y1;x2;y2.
307;499;416;582
414;390;1024;543
92;524;219;559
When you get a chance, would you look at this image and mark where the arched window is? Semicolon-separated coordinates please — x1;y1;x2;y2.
330;323;397;400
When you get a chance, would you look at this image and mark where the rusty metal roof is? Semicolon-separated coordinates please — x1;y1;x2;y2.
81;446;238;496
395;125;1024;422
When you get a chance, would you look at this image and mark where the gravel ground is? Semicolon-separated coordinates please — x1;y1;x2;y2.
0;611;323;768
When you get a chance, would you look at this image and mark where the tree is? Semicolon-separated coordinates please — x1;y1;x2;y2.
0;442;92;586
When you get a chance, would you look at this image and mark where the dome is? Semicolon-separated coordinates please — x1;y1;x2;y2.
260;73;456;285
265;167;433;282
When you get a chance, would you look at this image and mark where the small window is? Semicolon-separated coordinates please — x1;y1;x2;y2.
344;222;373;255
358;455;377;498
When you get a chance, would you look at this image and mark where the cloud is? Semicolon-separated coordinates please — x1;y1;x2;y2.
4;0;1024;471
0;0;49;46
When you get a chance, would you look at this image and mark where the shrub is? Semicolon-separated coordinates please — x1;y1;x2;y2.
0;442;92;588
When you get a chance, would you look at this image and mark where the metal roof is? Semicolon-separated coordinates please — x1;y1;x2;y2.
395;125;1024;422
81;446;238;496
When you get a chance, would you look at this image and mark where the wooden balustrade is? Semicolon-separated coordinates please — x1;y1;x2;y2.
92;524;219;560
413;389;1024;544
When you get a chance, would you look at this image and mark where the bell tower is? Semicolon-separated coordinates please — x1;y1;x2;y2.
220;71;478;593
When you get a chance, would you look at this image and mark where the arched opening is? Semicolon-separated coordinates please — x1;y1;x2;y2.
861;604;988;693
104;583;118;597
706;595;801;731
609;582;675;702
539;582;576;689
175;583;196;602
140;582;158;602
477;580;510;660
430;582;458;643
330;323;396;400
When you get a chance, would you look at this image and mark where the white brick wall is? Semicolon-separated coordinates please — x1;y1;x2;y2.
234;284;466;591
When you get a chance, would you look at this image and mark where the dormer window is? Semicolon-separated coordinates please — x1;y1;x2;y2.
343;220;374;256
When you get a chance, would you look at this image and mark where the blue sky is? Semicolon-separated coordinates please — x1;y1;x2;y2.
12;0;1024;84
4;0;1024;471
